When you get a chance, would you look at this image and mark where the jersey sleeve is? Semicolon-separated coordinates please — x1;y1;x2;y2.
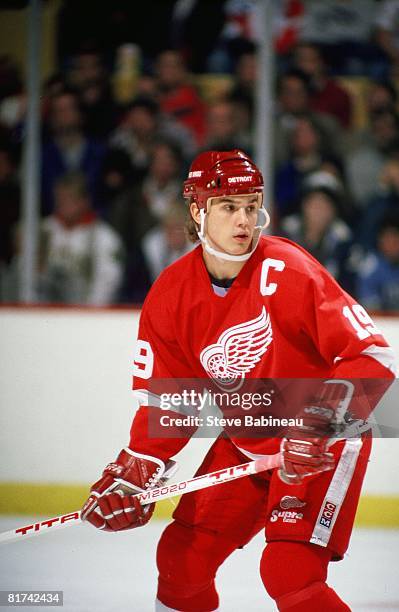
301;263;396;376
301;262;396;421
128;292;196;461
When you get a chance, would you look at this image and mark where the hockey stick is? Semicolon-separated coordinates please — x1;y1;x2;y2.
0;452;282;545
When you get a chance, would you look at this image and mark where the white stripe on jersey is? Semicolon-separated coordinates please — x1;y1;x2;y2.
133;389;162;407
310;438;363;549
233;443;273;461
361;344;398;376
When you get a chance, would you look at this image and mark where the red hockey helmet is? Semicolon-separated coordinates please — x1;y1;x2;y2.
183;149;264;209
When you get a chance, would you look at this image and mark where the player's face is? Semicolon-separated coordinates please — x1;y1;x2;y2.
205;194;261;256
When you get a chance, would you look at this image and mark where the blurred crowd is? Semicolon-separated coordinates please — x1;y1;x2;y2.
2;0;399;310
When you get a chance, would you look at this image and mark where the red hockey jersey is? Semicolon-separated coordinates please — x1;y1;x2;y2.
129;237;396;460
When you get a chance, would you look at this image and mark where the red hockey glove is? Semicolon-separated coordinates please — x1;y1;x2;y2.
81;448;177;531
279;381;353;485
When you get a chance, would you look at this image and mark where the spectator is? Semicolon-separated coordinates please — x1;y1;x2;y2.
292;42;353;129
375;0;399;77
41;73;67;122
274;116;342;216
155;49;207;147
138;140;183;222
356;212;399;310
41;88;107;215
228;47;257;120
356;156;399;250
109;140;183;302
280;183;352;284
110;96;195;180
345;108;399;207
142;202;193;282
347;78;398;149
0;141;20;301
99;148;134;217
68;47;105;90
37;172;123;305
135;74;159;101
365;79;398;115
110;97;161;181
303;166;354;220
203;98;252;154
110;140;183;250
274;69;342;165
67;48;117;139
0;56;25;133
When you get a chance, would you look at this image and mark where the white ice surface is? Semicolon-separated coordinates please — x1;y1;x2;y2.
0;517;398;611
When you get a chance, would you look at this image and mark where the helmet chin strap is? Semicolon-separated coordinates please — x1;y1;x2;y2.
197;207;270;263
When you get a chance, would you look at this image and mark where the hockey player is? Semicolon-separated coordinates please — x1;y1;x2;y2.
82;150;396;611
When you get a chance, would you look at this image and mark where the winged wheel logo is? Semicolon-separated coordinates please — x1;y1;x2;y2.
200;307;273;390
